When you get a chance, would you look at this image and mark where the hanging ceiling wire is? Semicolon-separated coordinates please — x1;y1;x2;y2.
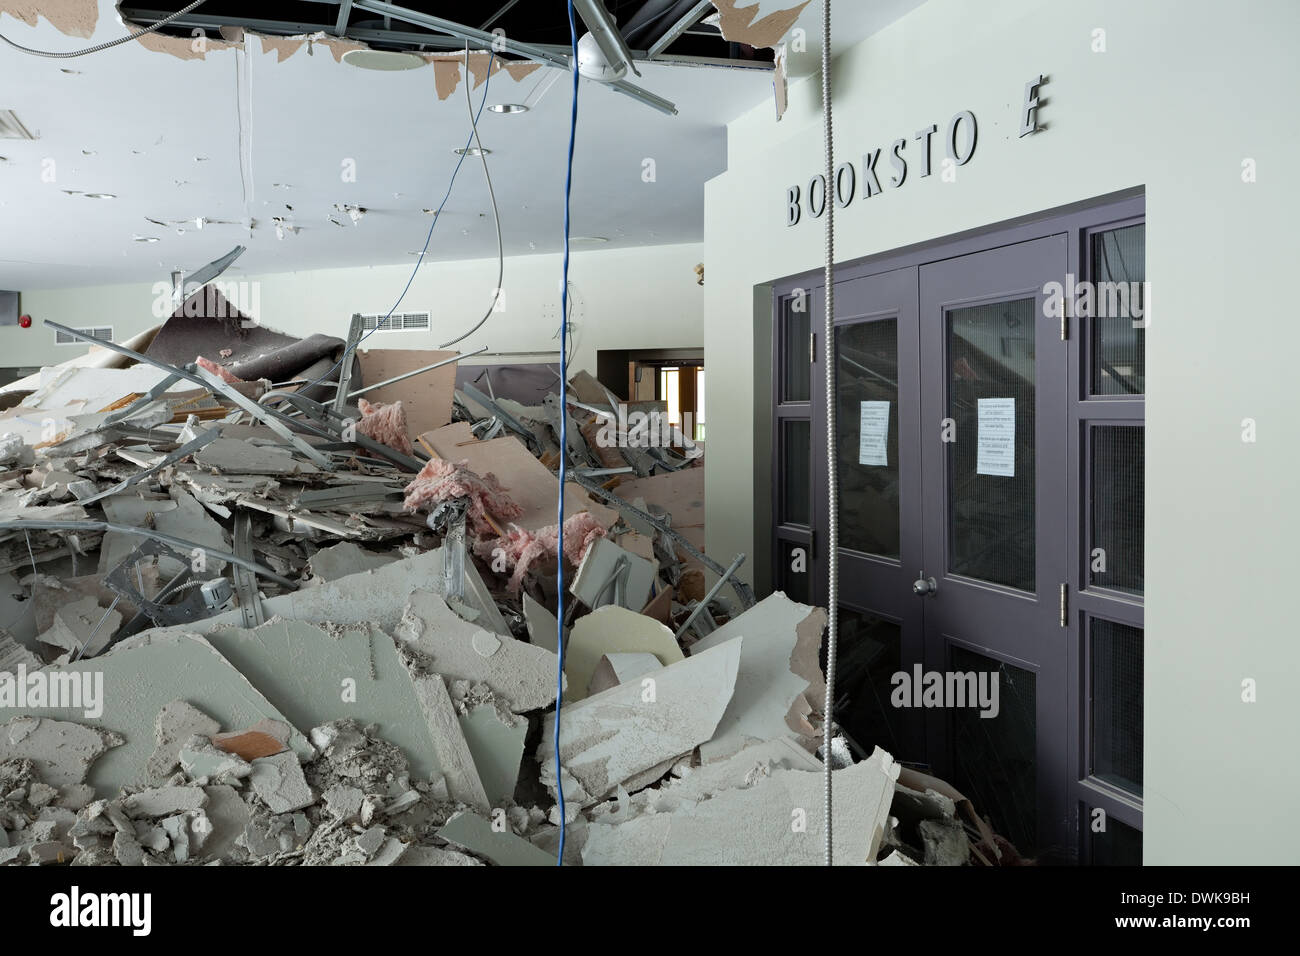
819;0;840;867
0;1;209;58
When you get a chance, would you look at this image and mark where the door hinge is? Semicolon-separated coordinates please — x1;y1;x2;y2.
810;331;816;362
1060;314;1069;341
1059;583;1068;627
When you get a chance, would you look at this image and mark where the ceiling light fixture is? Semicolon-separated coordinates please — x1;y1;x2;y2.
82;192;116;200
488;103;528;114
133;236;160;243
573;0;641;83
341;49;428;71
454;146;491;156
571;236;610;243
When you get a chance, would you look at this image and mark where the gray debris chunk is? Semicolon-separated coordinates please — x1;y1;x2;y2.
394;589;561;712
322;784;365;823
112;831;145;867
179;736;252;782
249;751;316;814
919;818;970;866
438;810;555;867
37;595;121;658
123;786;208;818
0;717;123;787
147;699;221;782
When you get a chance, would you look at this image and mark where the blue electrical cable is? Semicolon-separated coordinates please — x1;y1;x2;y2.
554;0;580;866
298;51;497;395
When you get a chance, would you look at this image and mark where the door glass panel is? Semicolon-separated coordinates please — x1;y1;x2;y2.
1090;618;1143;796
826;608;904;757
777;538;811;605
1091;224;1146;395
950;645;1037;856
946;298;1036;590
1090;814;1142;865
836;319;900;557
780;419;810;526
1090;425;1144;594
782;299;810;402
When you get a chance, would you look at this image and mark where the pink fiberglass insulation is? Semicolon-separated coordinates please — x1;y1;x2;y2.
403;457;523;534
473;511;608;593
195;356;245;384
356;398;414;455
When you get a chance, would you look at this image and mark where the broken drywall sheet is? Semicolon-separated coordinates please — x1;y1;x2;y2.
409;673;490;812
257;33;307;62
36;594;120;658
248;750;315;814
394;589;559;713
691;592;827;762
711;0;811;49
570;536;658;614
438;810;554;867
419;425;618;532
522;592;560;654
355;348;459;440
307;541;398;582
563;604;684;703
582;747;898;866
194;437;321;476
587;652;663;697
0;717;121;787
20;365;189;415
201;619;450;785
457;702;526;809
146;699;221;781
0;1;98;38
17;631;311;795
147;548;449;637
539;639;742;807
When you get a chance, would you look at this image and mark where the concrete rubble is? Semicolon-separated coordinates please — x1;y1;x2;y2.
0;299;1014;865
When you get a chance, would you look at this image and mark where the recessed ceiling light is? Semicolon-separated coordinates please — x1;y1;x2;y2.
133;236;160;243
488;104;528;114
342;49;428;71
454;147;491;156
82;192;116;200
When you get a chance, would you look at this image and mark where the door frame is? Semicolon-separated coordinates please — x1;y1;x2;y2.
768;188;1147;862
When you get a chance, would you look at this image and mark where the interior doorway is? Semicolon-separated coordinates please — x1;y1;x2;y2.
771;193;1146;864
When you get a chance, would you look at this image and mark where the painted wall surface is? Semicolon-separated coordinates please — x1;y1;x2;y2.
704;0;1300;864
8;242;705;375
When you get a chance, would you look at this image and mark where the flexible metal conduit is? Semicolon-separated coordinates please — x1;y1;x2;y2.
820;0;840;867
0;1;208;58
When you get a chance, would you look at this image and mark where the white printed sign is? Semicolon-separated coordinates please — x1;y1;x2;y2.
858;401;890;466
976;397;1015;477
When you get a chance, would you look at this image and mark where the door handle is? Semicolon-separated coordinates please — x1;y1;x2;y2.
912;574;937;597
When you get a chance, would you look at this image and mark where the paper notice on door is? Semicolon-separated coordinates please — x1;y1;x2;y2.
858;401;890;466
976;398;1016;477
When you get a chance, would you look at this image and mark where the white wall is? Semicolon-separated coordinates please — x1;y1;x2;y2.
704;0;1300;863
8;242;705;375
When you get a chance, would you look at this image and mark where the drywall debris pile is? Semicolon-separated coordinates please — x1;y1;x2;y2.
0;285;1015;865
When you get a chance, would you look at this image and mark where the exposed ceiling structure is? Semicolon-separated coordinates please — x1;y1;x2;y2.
0;0;922;290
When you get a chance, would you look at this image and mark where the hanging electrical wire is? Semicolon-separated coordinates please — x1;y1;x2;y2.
0;1;208;58
298;46;504;395
553;0;582;867
819;0;840;867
